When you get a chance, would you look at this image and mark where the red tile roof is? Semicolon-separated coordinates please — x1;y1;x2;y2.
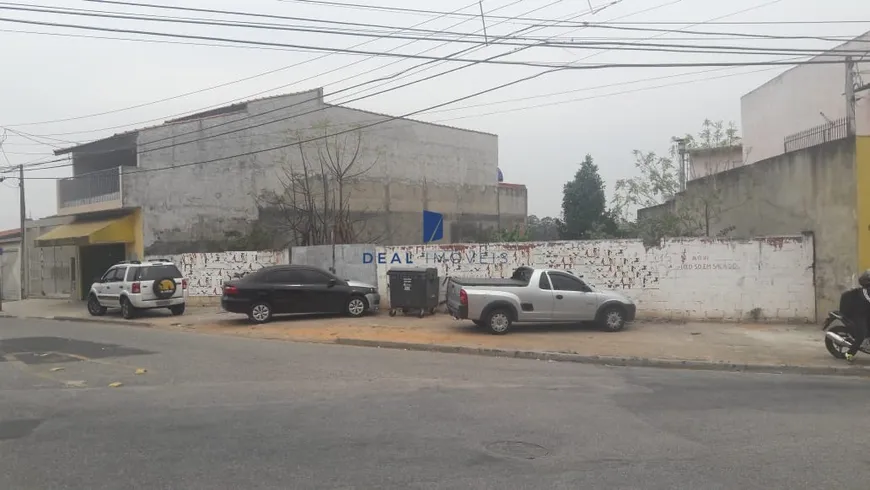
0;228;21;240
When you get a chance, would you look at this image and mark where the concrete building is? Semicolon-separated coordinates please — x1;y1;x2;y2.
687;145;744;182
740;30;870;165
29;89;527;300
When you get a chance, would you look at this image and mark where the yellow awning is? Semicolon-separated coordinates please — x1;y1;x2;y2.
35;215;135;247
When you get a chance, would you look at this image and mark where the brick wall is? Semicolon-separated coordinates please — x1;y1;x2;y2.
374;235;816;322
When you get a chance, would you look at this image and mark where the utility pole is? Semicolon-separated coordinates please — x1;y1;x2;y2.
846;56;856;135
18;164;25;300
675;138;688;192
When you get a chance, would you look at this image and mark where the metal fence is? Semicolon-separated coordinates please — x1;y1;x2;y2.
58;168;121;209
783;117;852;153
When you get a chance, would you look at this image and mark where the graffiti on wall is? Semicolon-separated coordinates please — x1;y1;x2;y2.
374;236;817;322
379;242;664;290
147;251;283;296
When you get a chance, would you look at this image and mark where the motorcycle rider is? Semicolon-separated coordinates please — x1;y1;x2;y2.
842;270;870;363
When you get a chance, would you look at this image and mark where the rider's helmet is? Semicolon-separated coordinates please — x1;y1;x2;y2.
860;269;870;288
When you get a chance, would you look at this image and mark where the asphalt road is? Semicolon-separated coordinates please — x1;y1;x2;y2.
1;317;869;490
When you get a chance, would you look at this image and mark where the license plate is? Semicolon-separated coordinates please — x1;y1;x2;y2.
156;300;170;307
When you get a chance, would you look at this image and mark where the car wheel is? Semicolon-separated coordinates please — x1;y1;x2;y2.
169;304;186;316
87;295;107;316
249;302;272;324
120;297;136;320
346;296;368;318
485;308;512;335
472;320;485;328
599;306;626;332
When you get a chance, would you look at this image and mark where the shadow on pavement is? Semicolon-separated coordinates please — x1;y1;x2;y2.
0;337;155;364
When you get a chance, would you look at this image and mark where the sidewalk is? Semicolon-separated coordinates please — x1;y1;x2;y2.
1;298;863;376
0;298;229;326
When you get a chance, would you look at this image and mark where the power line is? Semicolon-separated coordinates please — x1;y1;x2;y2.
3;0;596;143
13;54;857;174
7;0;859;167
82;0;523;41
13;1;692;158
22;66;579;180
1;0;484;128
276;0;870;27
7;4;860;65
10;60;794;177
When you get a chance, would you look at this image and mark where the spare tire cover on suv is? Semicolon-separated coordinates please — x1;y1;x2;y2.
153;277;177;299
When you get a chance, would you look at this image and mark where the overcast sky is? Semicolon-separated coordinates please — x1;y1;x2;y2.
1;0;869;231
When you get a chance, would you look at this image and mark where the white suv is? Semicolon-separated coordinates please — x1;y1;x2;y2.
87;259;188;319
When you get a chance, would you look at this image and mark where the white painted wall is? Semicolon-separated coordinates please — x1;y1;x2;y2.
375;236;816;322
146;251;285;297
741;31;870;165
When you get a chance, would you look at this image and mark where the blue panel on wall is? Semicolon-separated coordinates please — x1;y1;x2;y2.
423;210;443;243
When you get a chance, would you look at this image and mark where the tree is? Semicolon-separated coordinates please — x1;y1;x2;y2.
526;215;561;241
256;120;383;246
560;154;616;239
611;120;741;241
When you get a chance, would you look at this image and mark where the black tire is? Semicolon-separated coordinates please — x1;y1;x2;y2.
825;325;853;359
388;309;397;317
169;304;186;316
346;296;368;318
484;308;512;335
249;302;272;324
152;277;178;300
472;320;485;327
120;297;137;320
598;305;627;332
87;294;107;316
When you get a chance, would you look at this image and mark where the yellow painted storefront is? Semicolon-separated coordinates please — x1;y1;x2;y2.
858;137;870;272
34;209;144;300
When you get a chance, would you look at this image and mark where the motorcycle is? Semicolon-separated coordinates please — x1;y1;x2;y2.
822;311;870;359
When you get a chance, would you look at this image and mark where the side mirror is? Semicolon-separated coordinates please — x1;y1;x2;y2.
327;279;337;288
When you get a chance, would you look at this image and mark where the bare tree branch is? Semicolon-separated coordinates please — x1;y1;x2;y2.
255;121;383;246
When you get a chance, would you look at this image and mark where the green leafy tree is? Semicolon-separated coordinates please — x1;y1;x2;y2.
526;215;561;241
611;120;741;242
560;154;616;239
490;224;530;242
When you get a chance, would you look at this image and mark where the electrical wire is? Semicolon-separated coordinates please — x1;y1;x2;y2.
64;0;870;46
2;0;583;143
6;0;862;168
1;0;484;127
276;0;870;27
11;53;853;178
9;3;862;162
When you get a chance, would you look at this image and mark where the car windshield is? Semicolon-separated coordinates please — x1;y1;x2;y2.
138;265;182;281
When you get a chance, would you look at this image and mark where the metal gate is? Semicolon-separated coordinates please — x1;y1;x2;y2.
0;248;21;302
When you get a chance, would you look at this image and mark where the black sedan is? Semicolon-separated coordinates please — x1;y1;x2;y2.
220;265;380;323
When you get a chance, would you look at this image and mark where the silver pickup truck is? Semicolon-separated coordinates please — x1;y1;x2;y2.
446;266;636;335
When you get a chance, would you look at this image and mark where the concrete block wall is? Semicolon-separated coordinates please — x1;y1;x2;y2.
374;235;816;322
290;244;377;286
146;251;285;305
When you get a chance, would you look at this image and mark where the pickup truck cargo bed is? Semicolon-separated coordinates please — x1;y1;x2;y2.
448;278;527;287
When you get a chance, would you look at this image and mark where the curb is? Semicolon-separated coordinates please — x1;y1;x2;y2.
0;313;154;328
334;338;870;377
